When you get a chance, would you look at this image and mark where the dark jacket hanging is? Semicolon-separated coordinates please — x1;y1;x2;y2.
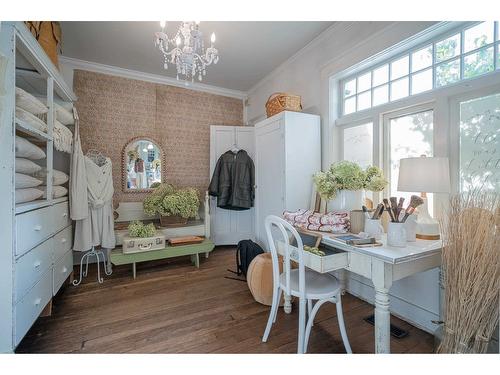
209;150;255;210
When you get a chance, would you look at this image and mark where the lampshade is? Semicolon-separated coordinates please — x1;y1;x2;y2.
398;156;451;193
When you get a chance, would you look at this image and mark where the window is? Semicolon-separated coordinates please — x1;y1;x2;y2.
386;109;434;214
342;122;373;168
341;22;500;115
459;92;500;192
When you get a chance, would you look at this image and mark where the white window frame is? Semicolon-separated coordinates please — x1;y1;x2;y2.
340;21;500;117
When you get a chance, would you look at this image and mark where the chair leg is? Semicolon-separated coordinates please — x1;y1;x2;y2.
273;288;282;323
335;293;352;354
297;298;307;354
307;299;313;326
304;298;331;353
262;286;280;342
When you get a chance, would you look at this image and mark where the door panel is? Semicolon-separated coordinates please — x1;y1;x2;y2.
209;125;255;245
255;119;285;248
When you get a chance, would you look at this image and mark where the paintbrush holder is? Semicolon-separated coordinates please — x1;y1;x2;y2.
387;222;407;247
364;218;383;240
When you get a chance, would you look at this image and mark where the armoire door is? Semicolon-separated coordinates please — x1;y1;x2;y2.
254;118;285;248
209;125;255;245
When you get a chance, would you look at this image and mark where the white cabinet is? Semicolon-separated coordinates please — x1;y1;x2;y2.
254;111;321;247
209;125;255;245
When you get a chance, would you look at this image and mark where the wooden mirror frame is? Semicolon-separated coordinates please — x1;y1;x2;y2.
122;136;165;193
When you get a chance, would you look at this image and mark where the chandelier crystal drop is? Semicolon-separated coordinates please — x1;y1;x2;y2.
154;21;219;82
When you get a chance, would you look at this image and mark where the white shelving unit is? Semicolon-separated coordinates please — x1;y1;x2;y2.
0;22;77;353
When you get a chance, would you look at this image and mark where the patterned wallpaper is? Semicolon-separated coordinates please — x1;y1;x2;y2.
73;70;243;202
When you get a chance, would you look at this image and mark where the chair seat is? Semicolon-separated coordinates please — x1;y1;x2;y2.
280;269;340;300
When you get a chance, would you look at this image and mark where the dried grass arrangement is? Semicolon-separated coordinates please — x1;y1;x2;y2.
437;190;499;353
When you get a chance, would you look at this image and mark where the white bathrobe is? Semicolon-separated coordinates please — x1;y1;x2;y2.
72;156;116;252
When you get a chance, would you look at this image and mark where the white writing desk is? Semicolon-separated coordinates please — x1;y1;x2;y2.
278;235;442;354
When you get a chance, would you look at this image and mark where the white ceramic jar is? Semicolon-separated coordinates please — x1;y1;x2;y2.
387;222;407;247
364;218;384;240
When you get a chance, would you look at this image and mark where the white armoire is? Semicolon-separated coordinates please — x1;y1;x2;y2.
254;111;320;248
209;125;255;245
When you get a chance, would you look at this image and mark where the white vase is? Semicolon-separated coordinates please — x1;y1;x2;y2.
328;190;365;211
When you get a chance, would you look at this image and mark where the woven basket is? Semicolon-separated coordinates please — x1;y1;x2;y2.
265;93;302;118
24;21;62;69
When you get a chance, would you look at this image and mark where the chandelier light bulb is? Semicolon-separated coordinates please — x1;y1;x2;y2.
160;21;166;29
147;144;153;150
176;36;181;46
195;21;200;25
211;32;216;43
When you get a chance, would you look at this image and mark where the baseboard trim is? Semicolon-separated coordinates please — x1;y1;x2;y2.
346;276;440;335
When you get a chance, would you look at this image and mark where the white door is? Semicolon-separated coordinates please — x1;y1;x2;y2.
255;118;285;248
209;125;255;245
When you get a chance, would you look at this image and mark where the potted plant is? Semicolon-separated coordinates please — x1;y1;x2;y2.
313;161;388;211
143;183;200;227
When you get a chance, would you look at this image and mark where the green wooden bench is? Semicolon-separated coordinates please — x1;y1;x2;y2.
110;239;215;279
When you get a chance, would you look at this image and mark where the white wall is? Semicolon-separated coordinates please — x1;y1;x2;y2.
247;21;443;334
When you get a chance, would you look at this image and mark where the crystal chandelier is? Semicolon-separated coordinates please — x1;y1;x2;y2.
154;21;219;82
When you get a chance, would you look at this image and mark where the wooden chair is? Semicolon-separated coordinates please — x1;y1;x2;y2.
261;215;352;354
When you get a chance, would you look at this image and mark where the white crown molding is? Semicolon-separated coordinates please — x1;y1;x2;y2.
246;22;358;95
59;56;247;100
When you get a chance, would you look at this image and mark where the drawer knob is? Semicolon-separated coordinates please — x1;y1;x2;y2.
34;261;41;269
62;212;68;217
61;238;67;243
34;298;41;306
62;266;68;273
34;225;42;231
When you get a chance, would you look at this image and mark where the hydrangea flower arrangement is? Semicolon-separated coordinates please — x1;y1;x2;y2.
313;161;388;200
128;220;157;238
143;183;200;219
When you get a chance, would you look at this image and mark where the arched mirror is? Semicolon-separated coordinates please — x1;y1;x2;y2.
122;137;164;192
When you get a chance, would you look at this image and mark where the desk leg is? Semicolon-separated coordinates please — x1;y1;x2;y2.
132;263;136;279
372;259;393;354
284;293;292;314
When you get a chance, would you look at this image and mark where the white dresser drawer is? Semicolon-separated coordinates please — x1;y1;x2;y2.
53;250;73;295
14;270;52;346
16;206;54;257
53;226;72;261
15;238;53;302
53;201;70;234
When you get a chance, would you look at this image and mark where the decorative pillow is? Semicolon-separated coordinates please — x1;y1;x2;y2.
40;185;68;199
16;158;42;174
15;136;46;160
282;209;350;233
53;120;73;153
15;173;42;189
15;87;48;115
15;188;44;204
38;98;74;125
32;168;69;185
16;107;48;133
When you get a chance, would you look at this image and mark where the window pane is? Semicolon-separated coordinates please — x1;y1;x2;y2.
357;91;371;111
357;72;371;92
411;68;433;95
498;45;500;69
344;79;356;97
436;58;460;87
464;47;494;78
459;93;500;192
411;45;433;72
391;56;409;80
343;123;373;169
344;96;356;114
464;22;494;53
373;84;389;106
373;65;389;86
390;77;409;101
435;34;460;62
389;110;434;215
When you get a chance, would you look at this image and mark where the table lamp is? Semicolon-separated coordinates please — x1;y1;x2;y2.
397;156;450;240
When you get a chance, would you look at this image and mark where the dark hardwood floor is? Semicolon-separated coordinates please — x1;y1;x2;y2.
16;247;435;353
